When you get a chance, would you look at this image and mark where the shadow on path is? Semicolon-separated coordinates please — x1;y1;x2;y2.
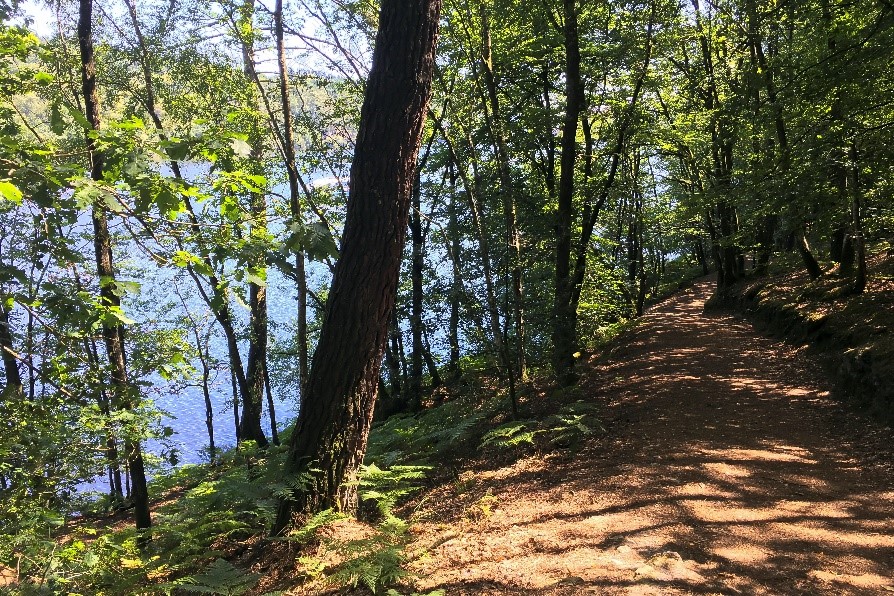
413;280;894;595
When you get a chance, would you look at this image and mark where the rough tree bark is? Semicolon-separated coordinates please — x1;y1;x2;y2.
273;0;441;533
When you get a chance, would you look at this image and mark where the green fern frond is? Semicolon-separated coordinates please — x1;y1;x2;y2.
287;508;347;544
479;421;538;449
177;558;259;595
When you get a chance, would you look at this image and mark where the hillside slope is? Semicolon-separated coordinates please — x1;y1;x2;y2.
390;279;894;595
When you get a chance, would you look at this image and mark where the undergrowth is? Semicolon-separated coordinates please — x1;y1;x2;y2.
1;440;286;595
365;394;503;467
2;369;606;595
479;400;604;452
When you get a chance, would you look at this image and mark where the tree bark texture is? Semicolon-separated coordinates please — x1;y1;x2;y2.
273;0;441;533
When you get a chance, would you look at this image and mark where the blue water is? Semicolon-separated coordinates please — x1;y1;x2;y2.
75;258;312;493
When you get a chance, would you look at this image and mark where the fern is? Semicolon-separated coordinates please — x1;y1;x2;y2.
287;508;348;545
359;464;430;520
329;535;408;594
478;401;603;452
176;558;259;595
479;421;538;450
366;398;500;467
543;401;605;449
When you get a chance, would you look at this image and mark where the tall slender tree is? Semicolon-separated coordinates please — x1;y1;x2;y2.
552;0;583;385
77;0;151;537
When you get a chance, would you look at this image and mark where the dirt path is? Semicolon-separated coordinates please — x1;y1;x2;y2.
410;279;894;595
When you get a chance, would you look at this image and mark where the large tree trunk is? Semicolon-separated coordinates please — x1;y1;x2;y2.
273;0;440;532
552;0;583;386
77;0;151;537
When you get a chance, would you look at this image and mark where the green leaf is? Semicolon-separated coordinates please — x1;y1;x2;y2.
0;181;22;204
50;101;65;135
172;250;213;277
179;558;259;595
109;280;141;297
114;116;144;130
219;195;243;222
156;185;182;218
67;104;92;130
246;272;266;287
106;307;136;325
33;71;54;85
162;138;191;161
285;221;339;262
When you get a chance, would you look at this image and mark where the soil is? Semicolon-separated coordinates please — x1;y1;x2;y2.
404;278;894;595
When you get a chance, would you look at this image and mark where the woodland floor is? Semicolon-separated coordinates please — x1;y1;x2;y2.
397;278;894;595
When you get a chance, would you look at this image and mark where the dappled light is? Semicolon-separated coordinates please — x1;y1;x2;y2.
408;280;894;595
2;0;893;588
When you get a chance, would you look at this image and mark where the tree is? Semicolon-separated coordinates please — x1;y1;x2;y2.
77;0;151;537
273;0;441;531
551;0;584;385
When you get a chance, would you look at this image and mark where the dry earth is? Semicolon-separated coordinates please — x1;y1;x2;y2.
405;279;894;595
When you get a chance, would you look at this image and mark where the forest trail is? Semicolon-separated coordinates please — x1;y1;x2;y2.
410;279;894;595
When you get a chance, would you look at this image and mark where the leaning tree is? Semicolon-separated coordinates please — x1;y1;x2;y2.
273;0;442;532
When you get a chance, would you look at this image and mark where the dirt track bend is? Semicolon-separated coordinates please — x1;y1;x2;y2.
410;279;894;595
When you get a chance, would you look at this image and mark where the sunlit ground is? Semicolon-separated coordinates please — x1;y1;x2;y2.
408;281;894;595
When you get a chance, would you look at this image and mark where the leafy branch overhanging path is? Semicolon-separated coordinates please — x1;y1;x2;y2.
412;280;894;595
